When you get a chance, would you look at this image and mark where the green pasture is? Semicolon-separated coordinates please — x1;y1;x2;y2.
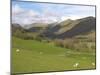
12;37;96;74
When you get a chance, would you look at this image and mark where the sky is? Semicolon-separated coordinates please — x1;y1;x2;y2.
12;0;95;25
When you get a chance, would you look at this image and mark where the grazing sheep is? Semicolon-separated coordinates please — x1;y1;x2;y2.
92;62;95;66
73;63;79;67
16;49;20;52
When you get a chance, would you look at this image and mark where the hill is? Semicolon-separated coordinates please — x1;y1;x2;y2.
41;16;96;39
12;16;96;39
58;16;96;38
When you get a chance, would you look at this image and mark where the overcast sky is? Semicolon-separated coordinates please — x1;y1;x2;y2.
12;0;95;25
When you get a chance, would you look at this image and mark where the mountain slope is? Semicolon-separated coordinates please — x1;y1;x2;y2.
42;16;96;39
57;16;96;38
12;16;96;39
12;23;24;33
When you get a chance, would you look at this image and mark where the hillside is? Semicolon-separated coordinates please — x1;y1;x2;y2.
41;16;96;39
58;16;96;38
12;16;96;39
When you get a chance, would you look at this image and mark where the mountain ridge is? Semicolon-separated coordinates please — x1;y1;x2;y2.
12;16;96;39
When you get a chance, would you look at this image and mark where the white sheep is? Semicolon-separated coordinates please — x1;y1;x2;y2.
73;63;79;67
92;62;95;66
16;49;20;52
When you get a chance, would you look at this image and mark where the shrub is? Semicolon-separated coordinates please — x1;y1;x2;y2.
54;39;64;47
53;38;95;52
34;36;42;42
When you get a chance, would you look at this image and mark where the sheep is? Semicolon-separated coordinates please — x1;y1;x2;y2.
92;62;95;66
73;63;79;67
16;49;20;52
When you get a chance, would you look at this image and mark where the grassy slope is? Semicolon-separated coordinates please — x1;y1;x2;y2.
12;37;96;73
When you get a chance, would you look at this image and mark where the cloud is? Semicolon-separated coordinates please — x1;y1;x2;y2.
12;4;24;16
12;4;41;25
12;1;95;25
25;10;39;17
36;3;95;20
61;15;89;21
12;4;59;25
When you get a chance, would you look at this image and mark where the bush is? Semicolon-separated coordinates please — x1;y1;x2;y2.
22;33;34;40
63;39;75;49
34;36;42;42
54;39;64;47
53;38;95;52
13;30;35;40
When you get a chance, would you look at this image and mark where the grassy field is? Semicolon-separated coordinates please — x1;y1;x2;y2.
12;37;96;74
